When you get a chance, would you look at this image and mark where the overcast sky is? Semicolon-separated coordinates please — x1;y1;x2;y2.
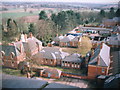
1;0;119;4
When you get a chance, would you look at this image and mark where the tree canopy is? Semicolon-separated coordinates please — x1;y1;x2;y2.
39;10;48;20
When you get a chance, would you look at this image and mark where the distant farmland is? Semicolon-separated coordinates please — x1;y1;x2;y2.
1;11;39;19
0;8;60;24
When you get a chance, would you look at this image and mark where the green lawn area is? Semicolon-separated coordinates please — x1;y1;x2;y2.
0;11;40;24
1;11;39;19
40;65;86;75
2;67;26;77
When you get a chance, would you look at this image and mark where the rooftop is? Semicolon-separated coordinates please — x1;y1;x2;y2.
89;43;110;67
2;73;48;89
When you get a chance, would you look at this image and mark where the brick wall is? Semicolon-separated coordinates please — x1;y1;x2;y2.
61;72;88;79
2;53;26;69
41;72;60;79
88;65;109;79
62;62;81;69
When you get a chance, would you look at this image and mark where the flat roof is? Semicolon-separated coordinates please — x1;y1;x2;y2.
2;74;48;89
45;83;79;88
81;27;112;31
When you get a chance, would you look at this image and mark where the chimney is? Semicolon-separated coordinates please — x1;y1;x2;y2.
29;32;33;38
91;49;94;57
97;55;100;65
20;43;23;53
36;42;40;51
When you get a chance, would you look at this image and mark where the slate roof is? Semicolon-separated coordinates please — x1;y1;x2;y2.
23;37;42;53
71;36;79;42
45;83;79;88
60;36;71;42
2;74;48;89
1;45;19;56
89;43;110;67
54;35;64;42
40;52;56;60
60;35;75;42
113;17;120;22
62;53;83;63
54;36;60;41
0;44;22;57
39;47;69;60
112;26;120;33
107;34;120;45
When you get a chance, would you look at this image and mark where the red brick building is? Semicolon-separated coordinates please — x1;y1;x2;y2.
0;41;26;69
87;43;111;79
61;53;83;69
32;47;69;66
40;68;62;79
23;36;42;56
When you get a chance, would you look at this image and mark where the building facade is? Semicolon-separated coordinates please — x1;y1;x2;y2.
0;41;26;69
87;43;111;79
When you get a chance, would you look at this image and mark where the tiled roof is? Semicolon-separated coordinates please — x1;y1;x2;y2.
113;17;120;22
113;26;120;33
39;47;69;60
60;35;75;42
0;45;21;56
60;36;70;42
54;36;60;41
40;52;56;59
23;37;42;54
0;41;25;56
89;43;110;67
71;37;79;42
62;53;83;63
54;36;64;42
107;34;120;45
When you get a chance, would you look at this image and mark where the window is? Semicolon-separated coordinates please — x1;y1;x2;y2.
77;64;80;68
68;62;70;67
102;68;105;73
65;62;67;66
62;62;64;66
72;63;74;67
46;59;47;63
51;59;53;64
74;63;77;68
11;52;15;59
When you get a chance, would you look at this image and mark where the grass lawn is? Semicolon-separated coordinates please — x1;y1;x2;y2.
38;65;87;75
2;67;26;77
1;11;38;19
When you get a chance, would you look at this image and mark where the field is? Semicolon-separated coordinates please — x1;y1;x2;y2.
0;8;59;24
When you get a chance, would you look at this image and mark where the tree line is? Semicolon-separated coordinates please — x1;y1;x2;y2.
1;7;120;45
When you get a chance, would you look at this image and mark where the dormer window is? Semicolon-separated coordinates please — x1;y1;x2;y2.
11;52;15;59
1;51;5;59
